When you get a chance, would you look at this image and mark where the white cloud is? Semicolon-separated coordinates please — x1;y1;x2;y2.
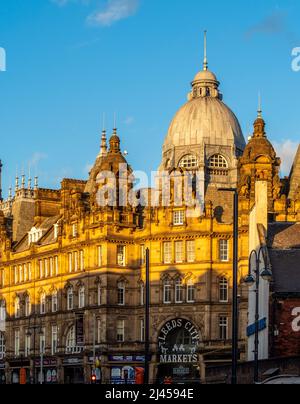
273;139;299;176
29;152;48;168
87;0;140;27
124;116;134;125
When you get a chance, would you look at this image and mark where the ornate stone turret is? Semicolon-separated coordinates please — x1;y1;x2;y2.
238;109;282;216
109;128;121;154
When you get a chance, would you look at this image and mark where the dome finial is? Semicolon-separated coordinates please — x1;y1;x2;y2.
203;30;208;71
100;113;108;157
257;92;262;118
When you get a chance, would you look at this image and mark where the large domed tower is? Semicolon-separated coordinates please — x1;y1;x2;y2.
160;33;245;209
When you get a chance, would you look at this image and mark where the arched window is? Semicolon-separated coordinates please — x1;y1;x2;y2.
52;290;58;313
179;155;199;169
0;332;5;358
15;297;20;318
40;292;46;315
25;295;31;317
219;277;229;303
208;154;228;169
67;287;74;311
66;326;76;353
78;286;85;309
186;280;195;303
163;279;171;304
175;279;184;303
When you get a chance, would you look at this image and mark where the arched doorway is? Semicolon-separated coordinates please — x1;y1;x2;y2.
156;318;201;384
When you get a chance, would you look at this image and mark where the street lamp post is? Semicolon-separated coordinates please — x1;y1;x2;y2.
218;188;239;385
244;247;272;384
144;248;150;385
26;325;44;385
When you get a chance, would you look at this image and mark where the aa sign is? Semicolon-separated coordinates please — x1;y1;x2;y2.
292;307;300;332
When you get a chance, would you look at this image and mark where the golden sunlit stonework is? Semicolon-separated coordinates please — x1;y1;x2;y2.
1;51;300;384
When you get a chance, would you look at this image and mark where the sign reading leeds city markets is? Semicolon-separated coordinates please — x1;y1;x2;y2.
158;319;200;364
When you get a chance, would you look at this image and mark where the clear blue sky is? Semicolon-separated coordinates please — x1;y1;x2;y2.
0;0;299;196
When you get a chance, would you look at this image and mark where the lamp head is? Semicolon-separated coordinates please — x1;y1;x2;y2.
244;274;255;287
261;267;273;283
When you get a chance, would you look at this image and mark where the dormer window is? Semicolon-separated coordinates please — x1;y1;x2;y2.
28;227;43;245
72;223;78;238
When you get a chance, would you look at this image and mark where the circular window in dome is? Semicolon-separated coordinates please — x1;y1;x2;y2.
208;154;228;169
178;155;198;169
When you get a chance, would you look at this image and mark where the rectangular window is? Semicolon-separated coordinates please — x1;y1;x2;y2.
44;259;49;278
140;319;145;342
25;332;31;357
175;241;184;263
19;265;23;283
163;242;172;264
40;328;46;354
80;251;85;271
118;283;125;306
68;253;73;273
39;260;44;279
117;246;126;267
15;330;20;357
219;278;229;303
67;290;73;311
187;240;196;263
24;264;28;282
51;326;58;355
140;245;145;266
74;251;79;272
187;282;195;303
55;256;59;276
219;316;228;340
52;293;58;313
219;240;229;262
79;287;85;309
163;281;172;304
28;263;32;281
97;284;101;306
14;266;18;284
173;210;185;226
97;246;102;267
50;257;54;277
117;320;125;343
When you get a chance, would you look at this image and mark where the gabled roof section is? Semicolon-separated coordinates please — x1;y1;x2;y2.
13;215;61;253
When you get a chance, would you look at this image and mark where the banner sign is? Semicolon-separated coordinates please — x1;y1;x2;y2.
76;314;84;346
158;319;200;364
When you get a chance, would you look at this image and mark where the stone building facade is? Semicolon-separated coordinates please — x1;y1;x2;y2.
0;46;300;384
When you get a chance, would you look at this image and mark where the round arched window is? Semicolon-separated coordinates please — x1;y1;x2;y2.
208;154;228;169
178;155;198;169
